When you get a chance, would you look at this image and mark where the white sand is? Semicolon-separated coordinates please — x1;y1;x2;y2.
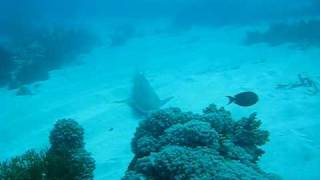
0;25;319;180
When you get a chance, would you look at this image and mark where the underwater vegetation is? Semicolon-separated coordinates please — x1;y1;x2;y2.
0;119;95;180
0;25;99;91
244;19;320;49
123;104;279;180
0;150;47;180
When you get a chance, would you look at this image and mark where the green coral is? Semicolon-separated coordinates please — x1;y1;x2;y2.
233;113;269;162
46;148;95;180
49;119;85;152
201;104;234;135
47;119;95;179
160;120;219;148
0;119;95;180
0;150;47;180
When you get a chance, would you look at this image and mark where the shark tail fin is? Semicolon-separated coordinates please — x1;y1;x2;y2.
160;96;174;107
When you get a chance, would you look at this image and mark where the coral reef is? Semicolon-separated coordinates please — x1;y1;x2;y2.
46;119;95;180
0;25;100;91
123;104;279;180
0;119;95;180
9;27;99;89
173;1;311;29
0;150;47;180
0;46;13;87
244;19;320;49
49;119;85;151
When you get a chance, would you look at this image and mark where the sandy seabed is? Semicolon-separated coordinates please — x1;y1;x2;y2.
1;26;319;180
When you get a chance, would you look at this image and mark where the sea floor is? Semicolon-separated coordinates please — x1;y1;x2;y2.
1;25;320;180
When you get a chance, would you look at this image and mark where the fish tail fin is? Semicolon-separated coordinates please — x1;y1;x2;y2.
226;96;235;105
160;96;174;106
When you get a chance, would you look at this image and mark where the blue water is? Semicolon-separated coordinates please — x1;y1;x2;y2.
0;0;320;179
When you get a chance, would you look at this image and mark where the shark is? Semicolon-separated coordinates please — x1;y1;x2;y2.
115;72;173;116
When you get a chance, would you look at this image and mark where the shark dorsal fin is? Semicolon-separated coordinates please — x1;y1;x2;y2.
115;72;173;116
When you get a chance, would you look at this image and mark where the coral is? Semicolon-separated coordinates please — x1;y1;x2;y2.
219;138;254;164
124;103;279;180
201;104;234;135
233;113;269;162
160;120;219;148
0;46;13;87
47;118;95;180
1;26;100;90
46;148;95;180
0;119;95;180
131;108;193;157
125;146;275;180
132;135;160;157
122;171;146;180
0;150;47;180
244;19;320;49
49;118;85;152
139;108;193;137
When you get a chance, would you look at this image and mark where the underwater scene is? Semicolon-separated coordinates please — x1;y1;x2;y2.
0;0;320;179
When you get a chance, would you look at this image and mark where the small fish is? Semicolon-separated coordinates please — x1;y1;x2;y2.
226;91;259;107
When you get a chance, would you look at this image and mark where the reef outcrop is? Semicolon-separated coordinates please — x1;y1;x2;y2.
123;104;280;180
0;119;95;180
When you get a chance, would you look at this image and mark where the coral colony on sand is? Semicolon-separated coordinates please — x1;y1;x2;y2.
244;19;320;49
123;104;280;180
0;104;279;179
0;26;99;94
0;119;95;180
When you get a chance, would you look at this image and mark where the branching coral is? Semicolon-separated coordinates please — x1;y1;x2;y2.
201;104;234;136
0;119;95;180
124;104;279;180
0;150;47;180
46;148;95;180
233;113;269;163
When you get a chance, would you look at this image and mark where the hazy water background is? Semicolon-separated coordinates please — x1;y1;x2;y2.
1;0;320;179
